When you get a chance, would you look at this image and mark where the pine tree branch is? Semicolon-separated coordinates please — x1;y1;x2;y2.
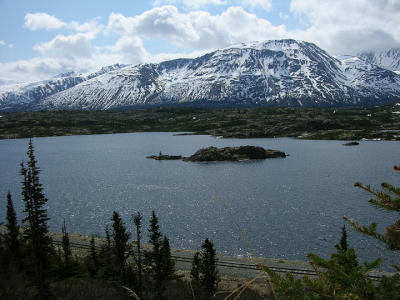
343;216;387;244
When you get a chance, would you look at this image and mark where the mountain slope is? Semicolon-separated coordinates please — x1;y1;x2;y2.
359;48;400;72
1;40;400;111
0;64;127;111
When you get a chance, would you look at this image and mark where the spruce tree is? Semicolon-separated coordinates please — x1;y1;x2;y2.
148;210;163;297
160;235;175;281
344;164;400;269
20;139;51;299
61;220;72;276
148;210;161;260
86;235;98;277
99;225;113;278
112;211;130;281
133;211;143;299
89;235;97;266
262;228;378;299
200;238;219;299
105;225;111;250
190;251;201;297
5;191;20;256
152;235;175;298
339;224;348;251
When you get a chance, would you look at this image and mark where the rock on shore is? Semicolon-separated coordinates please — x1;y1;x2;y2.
183;146;286;162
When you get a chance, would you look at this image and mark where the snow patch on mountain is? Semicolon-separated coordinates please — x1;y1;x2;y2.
1;40;400;111
359;48;400;72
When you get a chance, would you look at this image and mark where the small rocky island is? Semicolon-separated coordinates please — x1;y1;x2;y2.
146;153;182;160
147;146;286;162
343;141;360;146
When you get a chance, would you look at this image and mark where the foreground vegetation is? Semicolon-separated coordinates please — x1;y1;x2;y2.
0;104;399;140
1;140;399;299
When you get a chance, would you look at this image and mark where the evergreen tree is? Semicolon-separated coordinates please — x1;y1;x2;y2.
151;235;176;298
133;211;143;299
98;225;113;278
334;225;358;275
105;225;111;250
160;235;175;281
344;165;400;269
20;139;51;299
89;235;97;266
85;235;98;277
5;191;20;256
339;224;348;251
112;211;131;281
148;210;161;260
190;251;201;297
148;210;163;298
262;228;379;299
200;238;219;299
61;220;72;275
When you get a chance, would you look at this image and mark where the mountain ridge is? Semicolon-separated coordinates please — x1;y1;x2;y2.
358;48;400;72
1;39;400;111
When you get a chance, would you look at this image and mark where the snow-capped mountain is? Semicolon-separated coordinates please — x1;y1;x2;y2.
0;64;127;111
1;40;400;111
359;48;400;72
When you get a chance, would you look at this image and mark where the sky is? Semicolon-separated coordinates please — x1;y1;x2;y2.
1;0;400;84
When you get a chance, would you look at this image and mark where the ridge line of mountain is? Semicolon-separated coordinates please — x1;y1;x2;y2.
1;39;400;111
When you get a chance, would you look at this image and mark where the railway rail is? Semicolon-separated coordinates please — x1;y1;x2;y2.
53;240;384;280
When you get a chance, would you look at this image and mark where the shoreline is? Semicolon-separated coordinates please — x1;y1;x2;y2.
1;130;400;142
1;105;399;141
49;230;393;281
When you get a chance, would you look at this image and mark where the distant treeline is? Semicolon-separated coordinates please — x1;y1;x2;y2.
0;104;399;140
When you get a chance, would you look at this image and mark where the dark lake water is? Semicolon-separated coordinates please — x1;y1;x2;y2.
1;133;399;270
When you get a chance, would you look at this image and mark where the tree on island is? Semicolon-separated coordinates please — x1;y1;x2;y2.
20;139;52;300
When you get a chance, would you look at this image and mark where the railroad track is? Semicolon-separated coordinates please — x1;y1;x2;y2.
53;240;383;280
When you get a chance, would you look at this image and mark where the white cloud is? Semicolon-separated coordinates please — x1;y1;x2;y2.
153;0;272;11
33;33;95;59
153;0;227;9
24;12;103;34
107;6;287;51
7;2;400;84
241;0;272;12
0;40;14;48
69;19;104;34
0;54;125;84
279;12;288;20
290;0;400;54
109;36;150;64
25;12;66;30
